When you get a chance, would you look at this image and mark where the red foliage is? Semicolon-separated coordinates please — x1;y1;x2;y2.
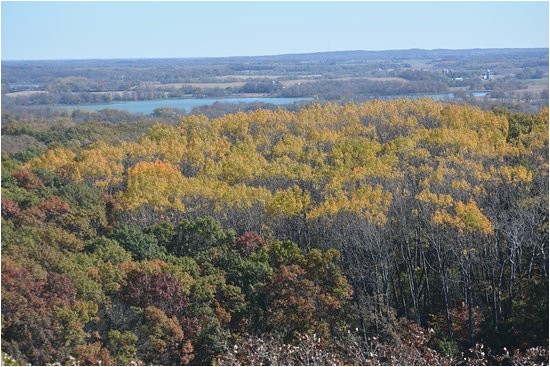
448;301;482;344
43;272;77;308
1;258;48;315
1;258;80;365
179;315;202;338
235;232;266;254
38;197;71;220
2;258;77;312
74;342;114;366
121;269;189;317
13;169;43;190
399;320;448;364
16;197;70;225
266;265;321;336
1;198;21;219
20;206;46;225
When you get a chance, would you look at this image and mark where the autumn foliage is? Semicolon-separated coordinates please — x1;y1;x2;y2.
2;100;548;365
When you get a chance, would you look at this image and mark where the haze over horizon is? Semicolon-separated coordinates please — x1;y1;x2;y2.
2;1;549;61
1;46;549;63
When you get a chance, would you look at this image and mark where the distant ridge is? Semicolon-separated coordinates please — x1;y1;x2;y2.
259;47;549;61
2;47;548;64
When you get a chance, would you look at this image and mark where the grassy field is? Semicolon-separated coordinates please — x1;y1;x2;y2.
5;90;46;97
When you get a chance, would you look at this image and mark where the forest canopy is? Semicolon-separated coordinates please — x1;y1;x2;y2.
2;100;548;365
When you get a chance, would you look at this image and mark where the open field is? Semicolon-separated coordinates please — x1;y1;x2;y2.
2;48;547;113
5;90;46;97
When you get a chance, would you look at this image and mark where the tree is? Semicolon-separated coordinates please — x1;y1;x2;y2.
171;217;235;257
110;224;167;261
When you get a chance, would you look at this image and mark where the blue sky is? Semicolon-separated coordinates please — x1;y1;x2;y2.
2;1;548;60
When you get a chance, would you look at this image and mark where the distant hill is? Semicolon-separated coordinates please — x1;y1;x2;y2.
2;47;548;65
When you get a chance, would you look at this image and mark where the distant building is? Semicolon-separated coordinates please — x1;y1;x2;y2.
482;69;493;80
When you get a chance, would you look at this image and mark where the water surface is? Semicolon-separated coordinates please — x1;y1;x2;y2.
52;92;489;114
55;97;313;114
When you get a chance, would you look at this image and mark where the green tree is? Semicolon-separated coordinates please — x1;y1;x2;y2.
110;224;167;261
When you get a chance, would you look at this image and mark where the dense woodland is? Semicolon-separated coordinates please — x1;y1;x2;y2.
1;100;548;365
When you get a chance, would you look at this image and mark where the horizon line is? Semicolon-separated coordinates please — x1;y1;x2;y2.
2;46;548;63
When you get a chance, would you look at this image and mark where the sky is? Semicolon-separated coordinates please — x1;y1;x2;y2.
1;1;548;60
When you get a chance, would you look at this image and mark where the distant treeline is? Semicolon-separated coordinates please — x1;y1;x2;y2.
3;48;548;107
279;79;449;99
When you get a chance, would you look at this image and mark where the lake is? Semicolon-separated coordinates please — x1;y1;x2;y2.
51;92;489;114
54;97;313;114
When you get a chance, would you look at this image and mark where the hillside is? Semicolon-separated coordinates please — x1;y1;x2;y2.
2;100;548;365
